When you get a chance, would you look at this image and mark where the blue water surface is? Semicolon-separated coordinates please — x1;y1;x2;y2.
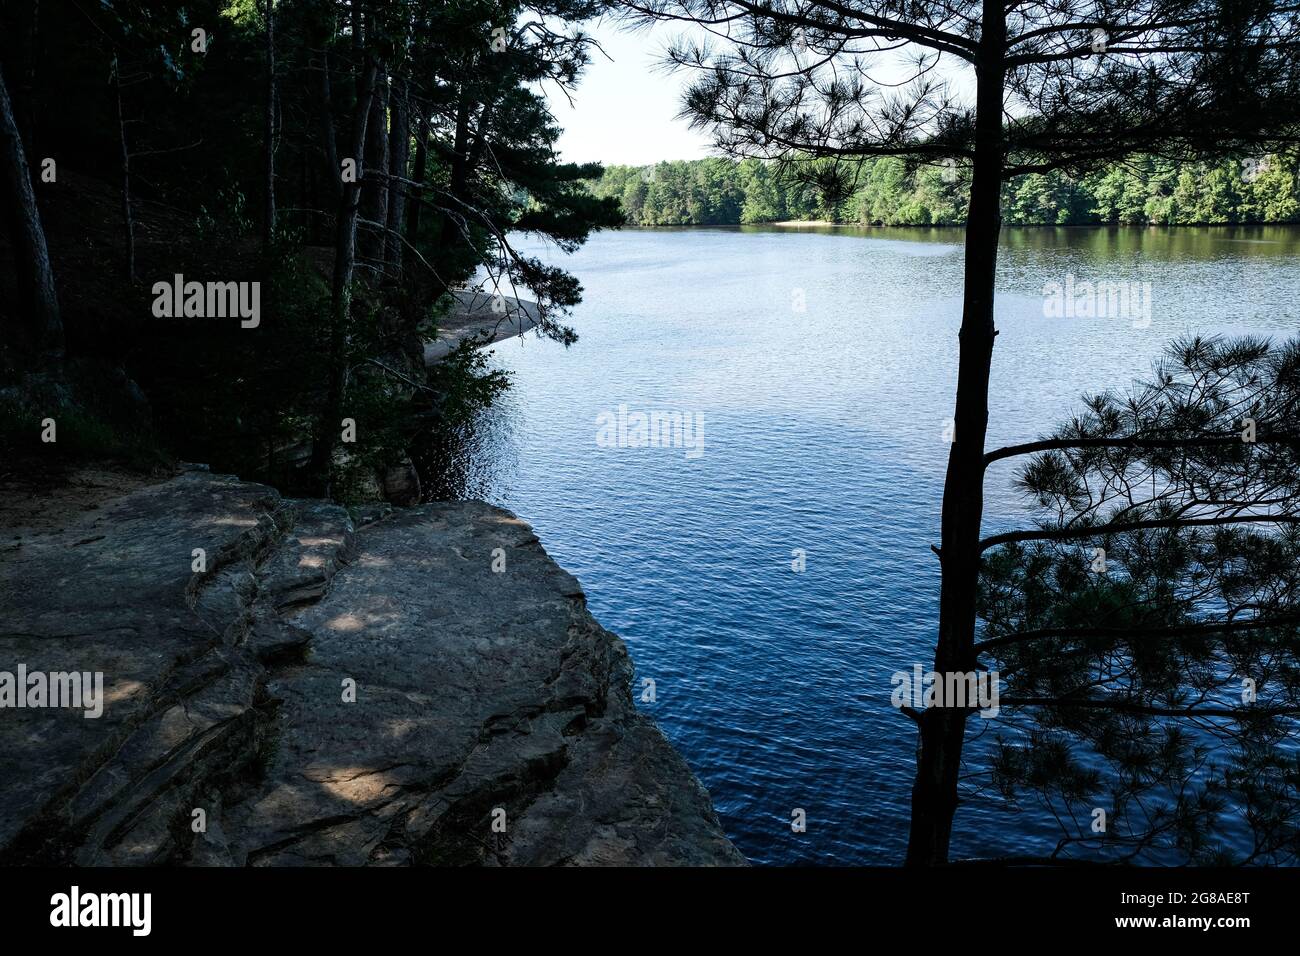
449;224;1300;865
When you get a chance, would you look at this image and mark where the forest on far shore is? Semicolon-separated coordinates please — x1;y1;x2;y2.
592;153;1300;227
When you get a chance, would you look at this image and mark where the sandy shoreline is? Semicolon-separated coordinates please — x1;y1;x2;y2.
423;289;540;364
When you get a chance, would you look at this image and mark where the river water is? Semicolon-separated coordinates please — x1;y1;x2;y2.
442;224;1300;865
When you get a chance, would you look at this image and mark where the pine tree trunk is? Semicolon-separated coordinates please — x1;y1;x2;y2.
405;109;427;242
17;0;40;150
905;1;1005;866
358;69;388;270
318;47;339;205
263;0;277;250
310;57;378;493
351;0;364;99
384;75;409;274
0;60;61;354
111;53;134;282
437;94;472;260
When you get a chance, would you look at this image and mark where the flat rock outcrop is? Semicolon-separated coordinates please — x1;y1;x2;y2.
0;470;743;866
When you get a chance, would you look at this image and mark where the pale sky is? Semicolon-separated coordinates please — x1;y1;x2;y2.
544;16;975;168
545;17;715;167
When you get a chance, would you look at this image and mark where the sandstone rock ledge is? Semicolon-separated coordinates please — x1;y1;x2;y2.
0;470;744;866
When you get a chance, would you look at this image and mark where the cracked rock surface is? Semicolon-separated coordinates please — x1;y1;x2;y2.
0;471;743;866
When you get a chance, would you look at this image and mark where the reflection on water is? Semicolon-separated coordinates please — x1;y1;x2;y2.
431;225;1300;865
413;408;518;502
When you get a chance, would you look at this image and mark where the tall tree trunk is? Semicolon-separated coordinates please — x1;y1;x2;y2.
358;68;388;270
263;0;277;250
405;108;427;242
436;92;472;263
905;1;1005;866
466;101;494;171
17;0;39;150
0;59;61;354
299;137;309;238
351;0;364;98
318;47;339;205
310;57;378;493
111;53;135;282
384;75;409;274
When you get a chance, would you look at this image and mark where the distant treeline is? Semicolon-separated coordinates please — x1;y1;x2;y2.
592;154;1300;227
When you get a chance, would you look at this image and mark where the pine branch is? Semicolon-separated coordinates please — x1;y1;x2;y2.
998;697;1300;718
980;513;1300;552
975;615;1300;654
984;433;1300;469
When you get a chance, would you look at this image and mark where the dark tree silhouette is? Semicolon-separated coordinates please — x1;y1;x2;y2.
264;0;278;251
618;0;1300;863
406;0;623;343
0;60;60;355
303;0;622;492
978;336;1300;864
2;0;619;495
